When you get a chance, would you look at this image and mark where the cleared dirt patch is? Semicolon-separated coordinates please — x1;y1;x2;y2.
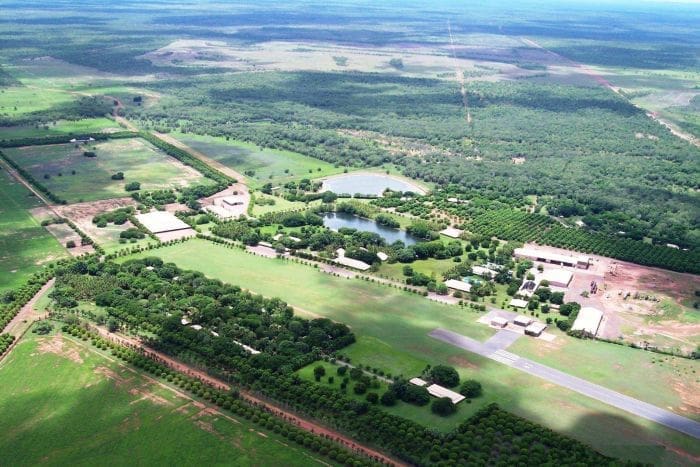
37;334;83;364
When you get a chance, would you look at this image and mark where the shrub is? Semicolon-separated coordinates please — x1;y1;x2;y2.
429;365;459;388
380;390;397;406
125;181;141;191
460;379;482;398
431;397;457;416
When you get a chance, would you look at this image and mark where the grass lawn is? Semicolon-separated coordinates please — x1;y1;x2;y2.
3;137;211;203
0;168;67;292
0;329;323;466
121;239;700;463
173;132;345;188
378;257;460;283
0;118;122;140
0;86;74;118
252;193;323;216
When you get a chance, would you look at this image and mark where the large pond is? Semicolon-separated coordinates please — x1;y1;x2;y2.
321;173;426;196
322;212;418;245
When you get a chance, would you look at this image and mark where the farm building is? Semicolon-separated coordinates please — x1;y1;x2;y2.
439;227;463;238
136;211;190;233
509;298;528;309
514;315;533;327
334;248;371;271
490;317;508;328
221;196;244;207
426;384;466;404
233;339;261;355
444;279;472;293
515;247;589;269
525;322;547;337
540;269;573;288
571;307;604;336
205;204;236;219
409;377;429;387
472;265;497;279
135;211;195;240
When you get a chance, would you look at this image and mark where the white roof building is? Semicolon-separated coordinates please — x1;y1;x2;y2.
135;211;191;234
540;269;573;288
525;322;547;337
509;298;528;309
515;247;589;269
514;315;533;326
491;317;508;328
444;279;472;293
334;257;371;271
409;377;428;387
376;252;389;261
440;227;463;239
426;384;466;404
571;307;604;336
472;265;497;279
233;339;261;355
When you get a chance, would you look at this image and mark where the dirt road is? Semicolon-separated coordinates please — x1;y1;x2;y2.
521;37;699;148
4;279;54;338
95;327;405;467
0;158;61;216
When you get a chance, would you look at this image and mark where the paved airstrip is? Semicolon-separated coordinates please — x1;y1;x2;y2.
430;328;700;440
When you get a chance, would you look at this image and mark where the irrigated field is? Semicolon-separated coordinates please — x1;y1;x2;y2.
123;239;699;464
174;132;345;187
0;329;323;466
3;138;210;203
0;167;66;291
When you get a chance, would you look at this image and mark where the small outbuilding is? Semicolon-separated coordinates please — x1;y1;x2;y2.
409;377;429;387
525;322;547;337
490;317;508;328
571;307;604;336
445;279;472;293
439;227;463;239
540;269;573;288
513;315;533;327
509;298;528;309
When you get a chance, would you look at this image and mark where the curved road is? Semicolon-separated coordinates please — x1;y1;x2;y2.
430;328;700;440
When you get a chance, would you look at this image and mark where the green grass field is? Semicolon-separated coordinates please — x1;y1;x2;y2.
0;86;74;118
122;239;700;463
0;118;122;140
3;138;210;202
173;132;345;187
0;168;67;292
0;329;323;466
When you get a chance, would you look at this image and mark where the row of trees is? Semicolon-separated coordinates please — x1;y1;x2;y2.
63;325;377;467
55;257;355;372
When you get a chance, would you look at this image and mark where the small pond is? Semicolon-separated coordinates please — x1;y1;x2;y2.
321;173;425;196
322;212;418;245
